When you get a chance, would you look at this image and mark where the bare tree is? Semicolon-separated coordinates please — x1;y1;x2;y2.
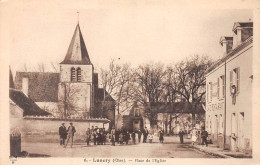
22;63;28;72
172;55;213;127
58;82;83;118
50;62;59;72
131;63;166;128
99;59;134;127
37;63;45;72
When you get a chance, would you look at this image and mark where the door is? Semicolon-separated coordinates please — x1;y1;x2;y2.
238;112;245;150
231;113;238;151
214;115;218;143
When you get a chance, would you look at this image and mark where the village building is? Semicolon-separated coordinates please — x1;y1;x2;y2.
205;22;253;153
122;102;204;134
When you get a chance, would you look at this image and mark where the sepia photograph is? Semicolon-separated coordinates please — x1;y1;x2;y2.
1;0;260;165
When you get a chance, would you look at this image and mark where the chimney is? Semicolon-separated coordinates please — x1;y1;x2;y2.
232;22;253;49
22;77;29;96
219;36;233;56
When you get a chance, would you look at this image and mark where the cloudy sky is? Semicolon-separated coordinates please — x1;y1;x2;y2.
1;0;255;74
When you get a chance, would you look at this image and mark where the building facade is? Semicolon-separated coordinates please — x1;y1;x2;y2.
206;22;253;153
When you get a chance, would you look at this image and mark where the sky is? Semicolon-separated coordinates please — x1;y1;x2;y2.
0;0;255;74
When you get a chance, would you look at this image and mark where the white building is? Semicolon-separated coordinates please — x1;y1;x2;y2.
206;22;253;153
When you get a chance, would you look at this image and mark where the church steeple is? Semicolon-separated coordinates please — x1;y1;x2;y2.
61;24;92;65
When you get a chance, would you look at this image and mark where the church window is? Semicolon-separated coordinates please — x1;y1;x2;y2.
71;67;76;82
77;68;81;82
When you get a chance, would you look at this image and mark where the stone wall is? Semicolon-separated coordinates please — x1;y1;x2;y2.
21;116;110;143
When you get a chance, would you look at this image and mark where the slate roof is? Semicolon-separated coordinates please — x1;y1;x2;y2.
9;88;51;116
15;72;59;102
95;88;115;102
232;22;253;32
145;102;205;114
60;24;92;65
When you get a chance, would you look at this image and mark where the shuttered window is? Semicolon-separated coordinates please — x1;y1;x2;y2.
71;67;76;82
77;68;81;82
209;82;213;101
222;75;225;97
236;67;240;93
230;70;233;94
217;78;220;98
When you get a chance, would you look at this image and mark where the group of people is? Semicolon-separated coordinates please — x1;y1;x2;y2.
59;123;209;147
86;127;107;145
110;127;150;145
58;122;76;148
191;127;209;146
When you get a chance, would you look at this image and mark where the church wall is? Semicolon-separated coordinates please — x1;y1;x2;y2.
22;118;109;143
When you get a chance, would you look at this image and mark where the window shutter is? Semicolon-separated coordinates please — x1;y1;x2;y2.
210;82;212;101
223;75;226;97
207;84;209;102
230;70;233;94
217;78;220;98
237;67;240;93
71;68;76;82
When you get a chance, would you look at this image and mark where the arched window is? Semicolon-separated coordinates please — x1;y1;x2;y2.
77;67;81;82
71;67;76;82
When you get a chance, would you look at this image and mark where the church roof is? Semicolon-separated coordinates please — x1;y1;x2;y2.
15;72;59;102
60;24;92;65
9;88;51;116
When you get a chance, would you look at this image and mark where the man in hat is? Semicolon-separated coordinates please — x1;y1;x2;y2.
143;127;149;143
179;129;185;144
59;123;67;146
201;127;208;147
65;122;76;148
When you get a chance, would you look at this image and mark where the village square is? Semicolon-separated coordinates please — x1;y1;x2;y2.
7;4;254;159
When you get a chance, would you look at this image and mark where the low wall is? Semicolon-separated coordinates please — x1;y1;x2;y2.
22;116;110;143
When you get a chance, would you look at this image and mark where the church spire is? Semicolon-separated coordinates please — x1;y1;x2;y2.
60;24;92;65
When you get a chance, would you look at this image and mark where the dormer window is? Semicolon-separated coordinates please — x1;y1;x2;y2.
77;68;81;82
71;67;76;82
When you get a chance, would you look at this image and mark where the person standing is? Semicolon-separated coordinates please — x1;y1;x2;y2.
119;132;123;144
59;123;67;146
96;129;101;145
111;127;116;146
138;130;142;143
125;131;130;145
65;122;76;148
201;128;208;147
179;129;184;144
143;127;149;143
131;131;136;144
159;130;164;143
93;130;97;145
191;127;197;145
86;128;91;146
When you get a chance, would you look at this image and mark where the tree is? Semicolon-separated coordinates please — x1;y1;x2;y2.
131;63;166;128
172;55;213;127
99;59;134;127
58;82;83;118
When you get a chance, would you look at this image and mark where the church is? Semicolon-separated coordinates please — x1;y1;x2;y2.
13;23;115;128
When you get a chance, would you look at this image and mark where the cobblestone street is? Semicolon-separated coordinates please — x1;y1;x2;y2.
21;136;217;158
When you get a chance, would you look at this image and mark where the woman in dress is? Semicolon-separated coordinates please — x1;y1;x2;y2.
191;127;197;145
